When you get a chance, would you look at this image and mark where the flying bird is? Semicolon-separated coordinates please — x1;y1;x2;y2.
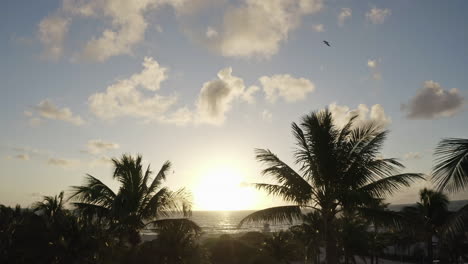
323;40;330;47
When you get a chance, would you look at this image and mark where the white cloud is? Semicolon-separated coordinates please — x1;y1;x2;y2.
156;24;163;33
338;8;352;26
160;107;193;126
48;158;80;168
367;59;377;69
242;85;260;104
38;14;70;60
366;7;391;24
33;100;84;126
39;0;194;61
262;109;273;122
260;74;315;103
402;81;464;119
28;118;43;127
210;0;323;58
329;103;391;128
404;152;422;160
206;26;218;38
195;67;254;125
86;139;119;154
312;24;325;32
89;57;177;121
89;156;113;167
367;59;382;80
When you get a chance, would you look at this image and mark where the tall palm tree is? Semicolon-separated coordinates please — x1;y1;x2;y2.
70;154;192;247
239;109;423;264
402;188;449;262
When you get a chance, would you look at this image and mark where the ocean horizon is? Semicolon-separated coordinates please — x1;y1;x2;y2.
142;200;468;236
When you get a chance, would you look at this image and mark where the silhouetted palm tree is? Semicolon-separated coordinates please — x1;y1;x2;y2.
290;212;322;264
32;191;65;224
433;138;468;192
402;188;449;262
432;138;468;237
142;219;204;264
70;154;192;247
240;109;423;264
262;231;295;264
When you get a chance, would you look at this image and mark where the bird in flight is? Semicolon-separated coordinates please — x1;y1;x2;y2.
323;40;331;47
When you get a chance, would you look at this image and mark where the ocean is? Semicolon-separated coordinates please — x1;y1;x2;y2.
142;200;468;236
189;210;295;235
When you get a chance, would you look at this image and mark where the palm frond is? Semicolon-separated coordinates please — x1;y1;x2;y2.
254;183;312;205
69;174;116;207
239;206;302;226
255;148;313;199
359;173;425;198
440;203;468;238
142;188;192;219
357;207;406;229
432;138;468;193
147;160;171;195
72;202;110;219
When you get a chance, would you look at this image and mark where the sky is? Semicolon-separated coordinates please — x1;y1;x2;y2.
1;0;467;210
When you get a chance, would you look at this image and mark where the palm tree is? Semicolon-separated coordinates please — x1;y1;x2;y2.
262;231;296;264
402;188;449;262
289;212;322;264
32;191;65;223
433;138;468;192
239;109;423;264
432;138;468;237
145;219;204;264
70;154;192;247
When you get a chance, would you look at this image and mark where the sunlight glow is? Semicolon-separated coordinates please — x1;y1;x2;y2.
193;165;257;211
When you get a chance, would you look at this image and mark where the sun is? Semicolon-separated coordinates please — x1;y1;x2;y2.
193;166;257;211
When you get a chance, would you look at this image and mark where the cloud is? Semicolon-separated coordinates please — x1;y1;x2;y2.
262;110;273;122
260;74;315;103
89;57;177;121
367;60;377;69
160;107;194;126
209;0;323;58
89;156;113;167
32;100;84;126
195;67;255;125
338;8;352;26
14;154;30;161
89;59;258;126
312;24;325;32
401;81;464;119
367;59;382;80
48;158;79;168
38;14;70;60
85;139;119;154
155;24;163;33
366;7;391;24
39;0;193;61
404;152;422;160
329;103;391;128
30;192;45;198
206;26;218;38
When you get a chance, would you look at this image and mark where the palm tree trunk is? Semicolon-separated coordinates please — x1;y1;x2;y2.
426;233;433;263
323;212;338;264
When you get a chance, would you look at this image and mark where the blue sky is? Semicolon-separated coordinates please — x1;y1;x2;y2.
1;0;467;210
